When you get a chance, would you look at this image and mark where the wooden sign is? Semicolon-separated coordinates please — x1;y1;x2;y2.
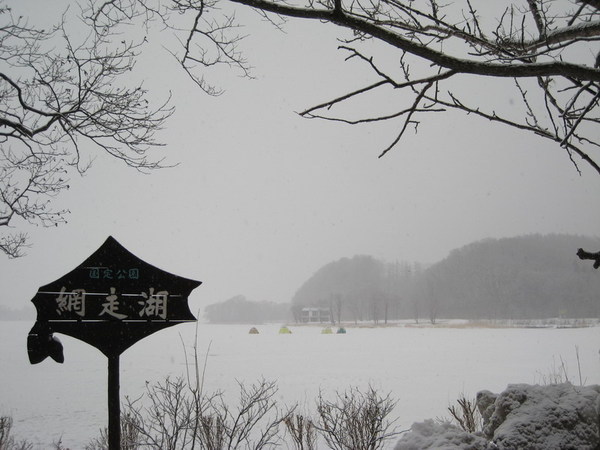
27;236;202;449
27;236;201;360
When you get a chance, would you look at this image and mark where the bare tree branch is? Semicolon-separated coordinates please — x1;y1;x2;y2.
577;248;600;269
8;1;600;266
0;3;173;257
82;0;600;179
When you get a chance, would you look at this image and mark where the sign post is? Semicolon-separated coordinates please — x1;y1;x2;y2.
108;354;120;449
27;236;201;449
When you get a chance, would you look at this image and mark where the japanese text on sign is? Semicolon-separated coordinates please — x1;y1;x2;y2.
54;287;169;320
87;267;139;280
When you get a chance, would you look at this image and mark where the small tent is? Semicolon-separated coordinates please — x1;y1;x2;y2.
279;326;292;334
337;327;347;334
321;327;333;334
249;327;259;334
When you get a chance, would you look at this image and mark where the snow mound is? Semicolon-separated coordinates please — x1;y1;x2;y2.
395;383;600;450
394;419;490;450
482;383;600;449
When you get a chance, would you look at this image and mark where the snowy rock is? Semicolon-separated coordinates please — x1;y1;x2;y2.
480;383;600;449
475;390;497;424
394;383;600;450
394;419;490;450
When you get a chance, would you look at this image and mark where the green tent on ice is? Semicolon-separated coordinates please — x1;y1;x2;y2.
279;326;292;334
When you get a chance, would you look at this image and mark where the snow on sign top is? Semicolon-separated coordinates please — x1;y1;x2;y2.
27;236;201;360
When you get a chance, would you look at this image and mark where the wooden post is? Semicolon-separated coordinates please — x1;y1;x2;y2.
108;354;120;450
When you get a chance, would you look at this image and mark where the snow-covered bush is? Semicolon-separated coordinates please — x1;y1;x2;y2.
480;383;600;449
395;383;600;450
393;420;489;449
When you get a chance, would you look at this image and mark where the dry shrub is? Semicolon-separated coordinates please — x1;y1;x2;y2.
447;395;482;433
0;416;33;450
120;377;289;449
284;412;317;450
84;413;141;450
314;386;401;450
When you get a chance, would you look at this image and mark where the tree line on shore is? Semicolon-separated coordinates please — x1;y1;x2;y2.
204;234;600;324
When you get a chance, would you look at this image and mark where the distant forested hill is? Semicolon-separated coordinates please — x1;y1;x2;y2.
291;235;600;322
425;234;600;320
291;255;419;323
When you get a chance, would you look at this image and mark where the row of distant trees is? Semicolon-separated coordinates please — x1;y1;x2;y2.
290;255;420;324
423;235;600;321
204;235;600;324
290;234;600;324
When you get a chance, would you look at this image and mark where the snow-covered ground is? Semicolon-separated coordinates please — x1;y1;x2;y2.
2;321;600;448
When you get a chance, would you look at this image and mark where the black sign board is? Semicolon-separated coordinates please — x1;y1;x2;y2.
28;236;200;359
27;236;201;449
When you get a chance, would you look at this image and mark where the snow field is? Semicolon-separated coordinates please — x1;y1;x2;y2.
2;321;600;448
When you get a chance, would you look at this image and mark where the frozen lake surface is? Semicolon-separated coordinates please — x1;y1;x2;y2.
2;321;600;448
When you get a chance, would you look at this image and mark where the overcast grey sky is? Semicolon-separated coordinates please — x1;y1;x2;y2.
2;1;599;313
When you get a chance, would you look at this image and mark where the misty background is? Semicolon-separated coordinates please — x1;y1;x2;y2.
199;234;600;325
1;1;599;319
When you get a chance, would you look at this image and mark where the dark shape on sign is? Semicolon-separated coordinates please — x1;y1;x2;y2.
27;322;64;364
27;236;200;360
